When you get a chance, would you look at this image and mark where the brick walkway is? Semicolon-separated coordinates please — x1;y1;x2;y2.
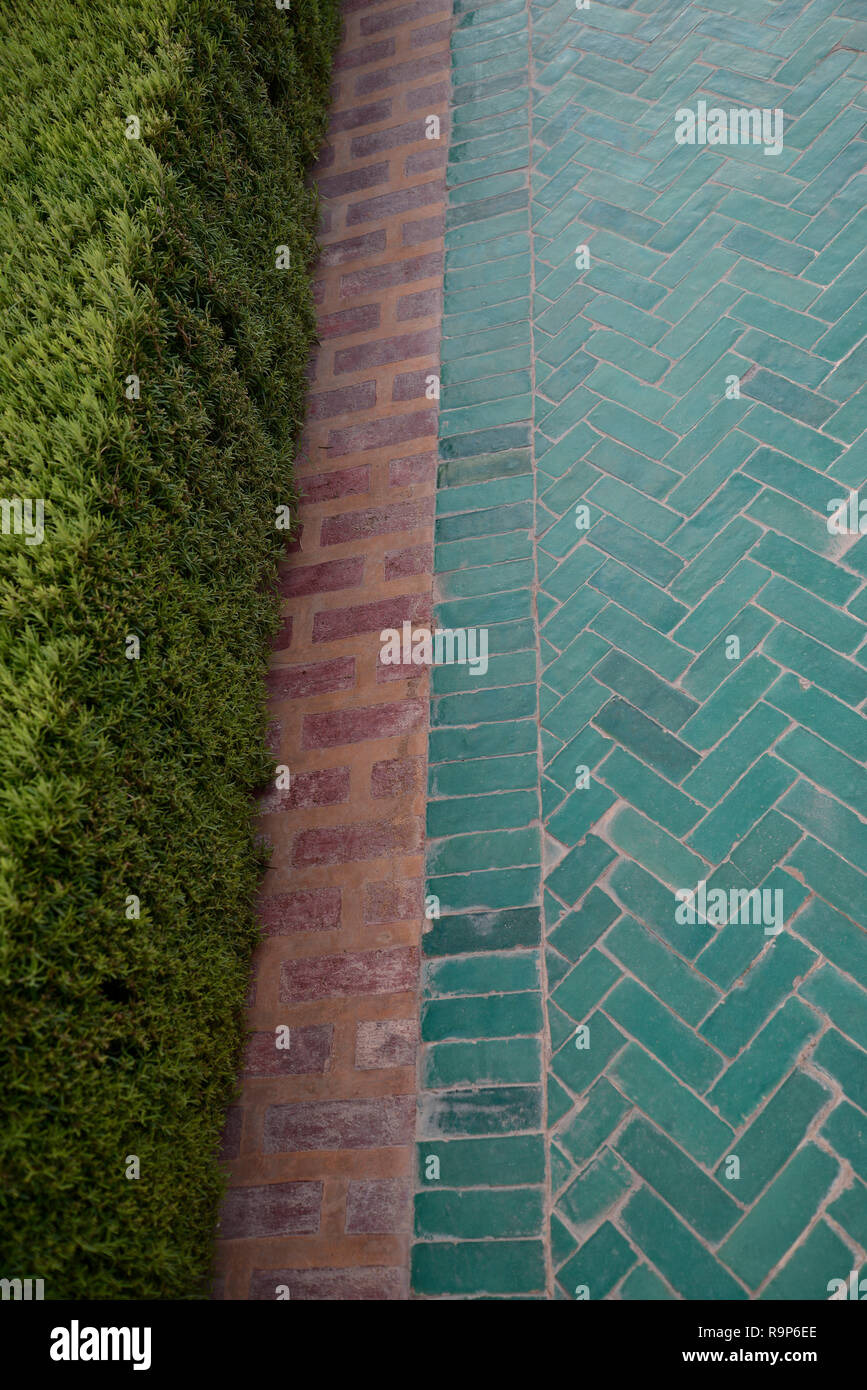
213;0;450;1300
219;0;867;1301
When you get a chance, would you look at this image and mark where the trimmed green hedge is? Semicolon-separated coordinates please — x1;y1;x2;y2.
0;0;339;1297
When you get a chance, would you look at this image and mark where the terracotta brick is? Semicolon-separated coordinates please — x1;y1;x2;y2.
345;1179;412;1233
259;888;342;935
392;370;433;405
249;1267;405;1300
364;878;423;924
265;718;282;759
291;817;423;867
377;656;418;683
266;657;356;701
308;381;376;420
351;118;428;158
280;946;418;1001
334;326;439;373
310;593;429;644
355;1019;418;1069
318;303;380;338
355;53;448;96
345;180;445;227
388;451;437;486
321;499;433;545
217;0;443;1297
259;766;351;813
328;99;392;133
279;557;364;598
397;287;441;320
273;614;293;650
300;464;370;504
361;0;448;35
303;698;426;749
384;544;433;580
219;1182;322;1239
370;755;424;798
318;229;387;266
244;1026;333;1077
263;1096;416;1152
405;80;450;111
339;250;441;298
402;212;445;245
318;161;390;200
412;19;451;46
220;1106;242;1161
325;408;436;458
405;147;448;176
334;38;395;70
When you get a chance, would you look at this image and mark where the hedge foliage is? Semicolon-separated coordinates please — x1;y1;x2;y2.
0;0;340;1297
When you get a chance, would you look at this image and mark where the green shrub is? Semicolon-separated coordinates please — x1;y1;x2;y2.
0;0;339;1297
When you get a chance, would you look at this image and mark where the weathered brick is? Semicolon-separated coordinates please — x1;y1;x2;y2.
356;1018;419;1069
346;180;445;228
318;161;390;200
244;1026;333;1076
219;1182;322;1239
311;593;429;643
318;303;380;338
249;1267;405;1300
364;877;424;922
391;368;430;401
259;766;350;813
405;80;449;112
384;544;433;580
266;657;356;700
303;698;426;749
318;229;387;265
325;408;437;457
334;39;395;71
328;99;392;133
334;327;438;373
300;464;371;504
281;946;417;1001
279;557;364;598
370;755;424;797
411;19;450;47
321;498;434;544
259;887;342;935
389;451;437;486
360;0;448;35
355;54;448;97
220;1107;242;1161
351;118;428;157
405;146;448;176
397;286;440;320
402;212;445;245
340;251;441;298
263;1096;416;1151
346;1178;412;1232
291;817;423;867
307;382;376;420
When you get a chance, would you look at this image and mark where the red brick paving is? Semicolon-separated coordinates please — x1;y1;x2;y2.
213;0;450;1300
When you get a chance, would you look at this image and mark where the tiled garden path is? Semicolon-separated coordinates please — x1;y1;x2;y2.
416;0;867;1301
219;0;867;1301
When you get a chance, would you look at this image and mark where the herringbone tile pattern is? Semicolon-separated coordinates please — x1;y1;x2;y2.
413;0;867;1300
